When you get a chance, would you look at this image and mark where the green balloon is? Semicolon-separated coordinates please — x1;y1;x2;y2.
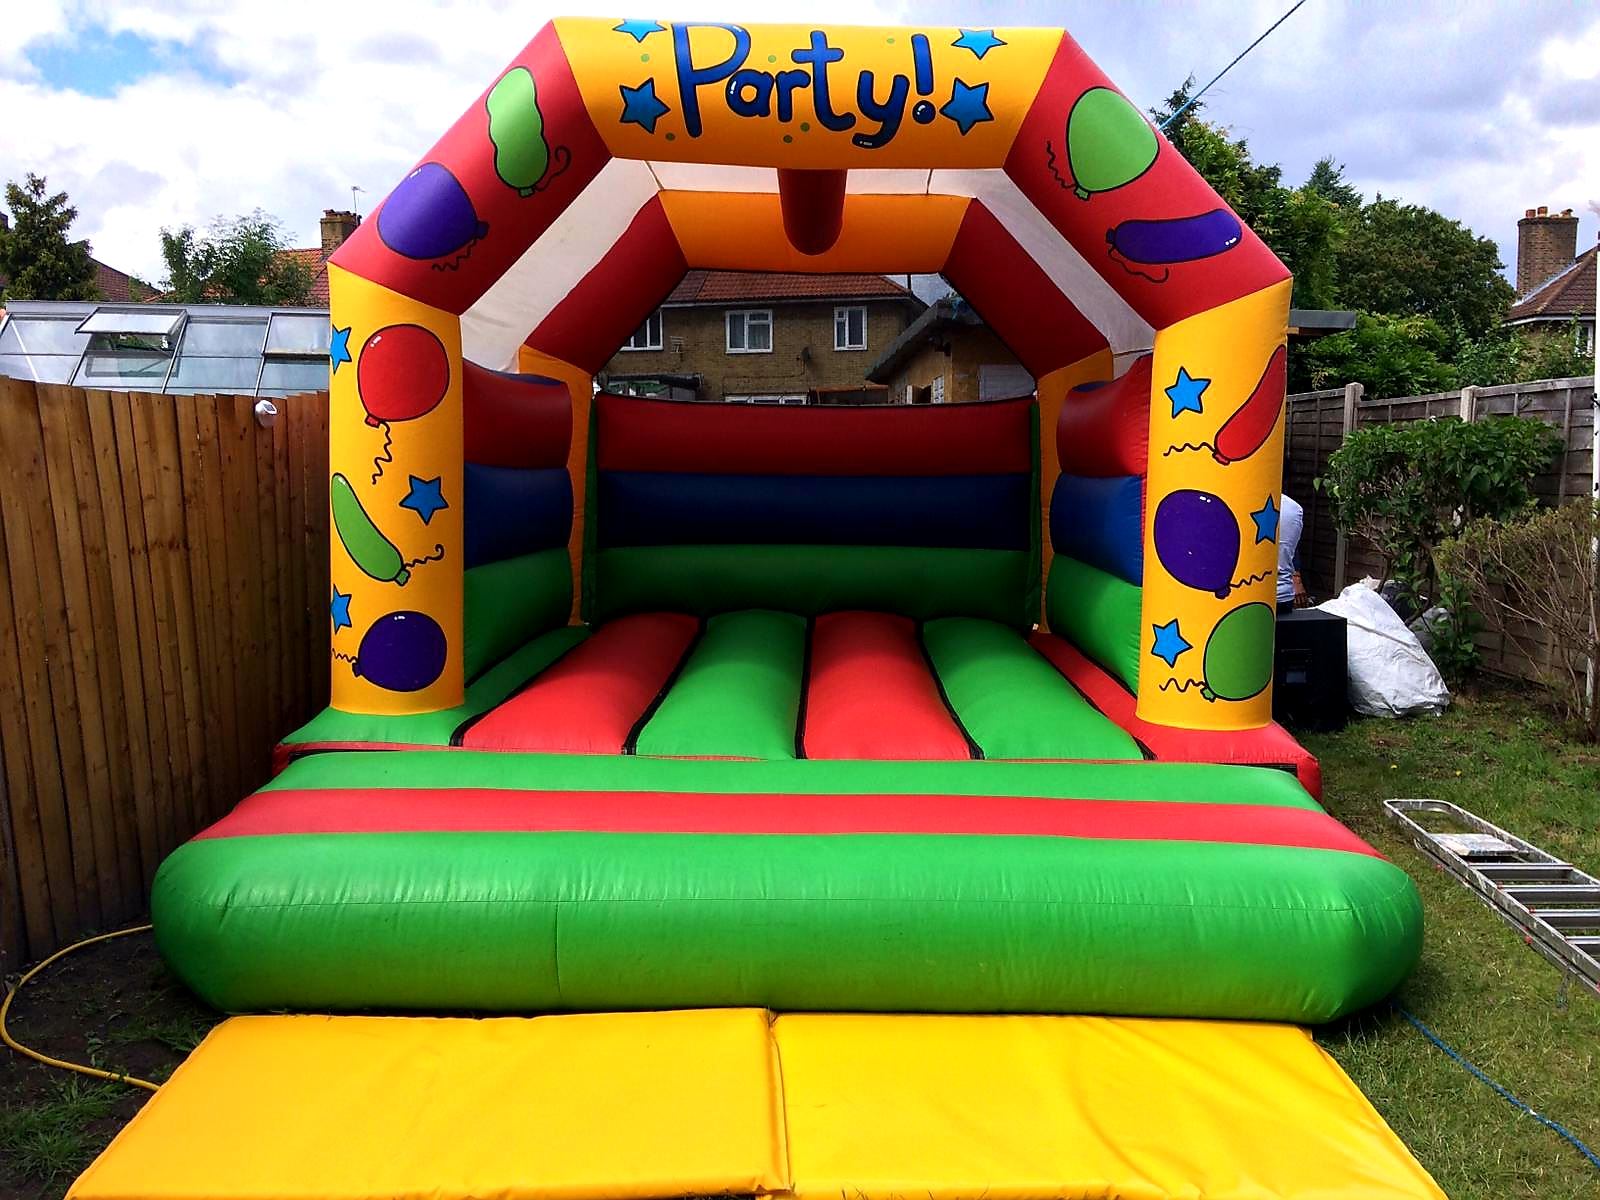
488;67;553;197
1202;602;1275;702
1065;86;1158;201
331;472;409;586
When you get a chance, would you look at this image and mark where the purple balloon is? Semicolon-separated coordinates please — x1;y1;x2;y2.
354;610;447;692
376;163;489;261
1153;489;1240;598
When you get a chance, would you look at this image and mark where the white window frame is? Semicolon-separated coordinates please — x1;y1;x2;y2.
621;310;663;352
833;305;867;351
725;308;773;354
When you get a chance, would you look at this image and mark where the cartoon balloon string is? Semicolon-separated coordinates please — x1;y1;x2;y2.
487;67;571;197
1159;602;1276;702
1162;345;1287;462
1107;209;1241;283
333;610;448;693
331;473;445;586
1047;86;1158;200
376;162;488;268
356;324;450;481
1152;489;1272;599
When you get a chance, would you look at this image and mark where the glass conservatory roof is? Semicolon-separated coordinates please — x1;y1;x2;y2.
0;300;331;397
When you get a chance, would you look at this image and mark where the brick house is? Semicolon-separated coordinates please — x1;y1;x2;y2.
277;209;361;306
1507;205;1596;356
866;296;1032;405
599;271;923;403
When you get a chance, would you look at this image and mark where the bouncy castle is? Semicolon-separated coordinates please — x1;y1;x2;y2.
146;18;1424;1023
66;20;1453;1200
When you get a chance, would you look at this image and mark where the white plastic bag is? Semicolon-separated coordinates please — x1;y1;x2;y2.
1317;582;1451;717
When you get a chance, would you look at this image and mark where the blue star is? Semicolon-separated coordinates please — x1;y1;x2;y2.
619;78;670;134
1165;366;1210;417
939;79;992;136
330;586;352;633
399;474;449;525
1251;495;1280;544
614;19;664;42
330;325;352;374
1150;619;1193;668
951;29;1005;58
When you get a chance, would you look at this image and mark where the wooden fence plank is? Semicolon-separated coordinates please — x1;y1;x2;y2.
87;392;162;883
38;385;127;921
219;394;271;787
62;390;144;911
174;394;232;826
188;397;244;819
113;391;182;858
0;460;55;959
0;379;98;933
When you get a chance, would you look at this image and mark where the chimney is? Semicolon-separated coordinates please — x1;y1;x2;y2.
1516;205;1579;295
320;209;360;257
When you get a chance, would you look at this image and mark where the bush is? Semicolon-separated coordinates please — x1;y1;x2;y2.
1438;503;1600;741
1319;415;1562;605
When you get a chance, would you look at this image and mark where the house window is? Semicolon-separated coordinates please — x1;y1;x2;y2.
622;310;663;351
726;309;772;354
833;305;866;351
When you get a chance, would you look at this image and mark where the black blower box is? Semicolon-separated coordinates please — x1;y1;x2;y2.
1273;608;1349;732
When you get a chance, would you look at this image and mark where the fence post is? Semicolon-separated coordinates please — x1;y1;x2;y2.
1458;384;1478;422
1331;381;1362;591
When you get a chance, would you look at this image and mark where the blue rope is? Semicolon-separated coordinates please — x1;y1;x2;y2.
1398;1006;1600;1174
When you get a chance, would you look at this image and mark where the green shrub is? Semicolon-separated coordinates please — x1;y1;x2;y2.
1319;415;1562;606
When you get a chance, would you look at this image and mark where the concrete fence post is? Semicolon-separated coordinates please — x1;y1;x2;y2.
1458;384;1479;422
1331;381;1363;591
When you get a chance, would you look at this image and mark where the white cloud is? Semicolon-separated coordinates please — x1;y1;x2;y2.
3;0;1597;287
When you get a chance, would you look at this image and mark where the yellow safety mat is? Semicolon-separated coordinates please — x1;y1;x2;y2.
69;1010;787;1200
774;1014;1446;1200
70;1010;1444;1200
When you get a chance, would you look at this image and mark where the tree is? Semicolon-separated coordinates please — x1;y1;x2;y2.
1149;85;1343;310
1304;157;1360;210
1338;198;1513;338
160;211;314;306
1298;313;1456;398
0;174;100;302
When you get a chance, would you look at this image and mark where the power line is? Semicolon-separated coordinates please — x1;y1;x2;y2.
1160;0;1310;131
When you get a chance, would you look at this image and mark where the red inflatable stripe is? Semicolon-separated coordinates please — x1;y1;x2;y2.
1056;354;1151;478
802;612;973;760
595;392;1033;476
462;361;572;469
1030;631;1322;798
459;612;697;753
195;786;1377;857
942;201;1108;379
527;196;687;374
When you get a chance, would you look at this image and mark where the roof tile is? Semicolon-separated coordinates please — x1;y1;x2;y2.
1508;244;1596;322
664;270;915;306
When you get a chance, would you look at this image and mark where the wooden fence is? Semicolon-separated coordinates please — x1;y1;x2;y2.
1283;374;1597;677
0;378;330;973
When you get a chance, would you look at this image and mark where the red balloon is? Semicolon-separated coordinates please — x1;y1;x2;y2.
357;324;449;427
1213;345;1286;465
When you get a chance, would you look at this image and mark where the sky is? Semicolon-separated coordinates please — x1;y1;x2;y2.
2;0;1597;291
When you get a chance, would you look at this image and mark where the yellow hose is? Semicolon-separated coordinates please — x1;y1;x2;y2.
1;925;161;1092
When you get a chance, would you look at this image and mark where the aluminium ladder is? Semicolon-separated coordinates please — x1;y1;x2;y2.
1384;798;1600;997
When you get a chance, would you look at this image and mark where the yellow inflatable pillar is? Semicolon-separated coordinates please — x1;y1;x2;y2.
1137;279;1291;729
328;265;464;714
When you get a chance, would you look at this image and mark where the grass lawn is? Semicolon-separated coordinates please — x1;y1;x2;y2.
1309;681;1600;1200
2;679;1597;1198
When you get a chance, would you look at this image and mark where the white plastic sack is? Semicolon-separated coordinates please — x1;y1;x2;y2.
1317;582;1451;717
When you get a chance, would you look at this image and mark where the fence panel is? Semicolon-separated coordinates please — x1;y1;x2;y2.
1283;373;1597;684
0;379;330;971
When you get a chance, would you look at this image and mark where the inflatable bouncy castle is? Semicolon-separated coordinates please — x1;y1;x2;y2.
152;19;1422;1021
